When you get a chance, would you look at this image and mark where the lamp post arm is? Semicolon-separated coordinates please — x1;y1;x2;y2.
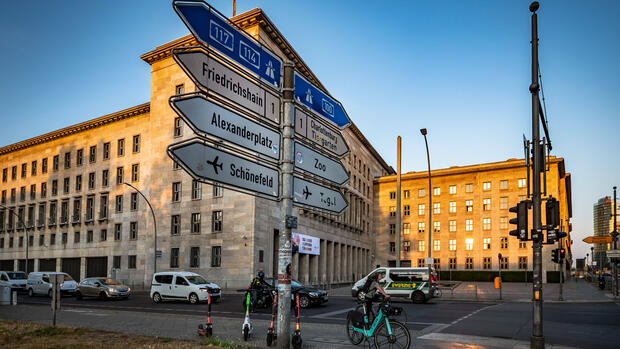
122;182;157;274
0;203;29;273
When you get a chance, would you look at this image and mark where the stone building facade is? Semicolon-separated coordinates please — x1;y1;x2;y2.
0;9;392;289
374;157;572;280
592;196;620;268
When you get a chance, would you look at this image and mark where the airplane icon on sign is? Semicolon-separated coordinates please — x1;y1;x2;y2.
206;156;223;175
302;186;312;200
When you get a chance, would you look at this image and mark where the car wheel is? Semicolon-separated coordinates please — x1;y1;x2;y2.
75;291;82;300
152;292;162;303
412;291;425;304
99;292;107;301
28;288;34;297
189;293;199;304
298;295;310;308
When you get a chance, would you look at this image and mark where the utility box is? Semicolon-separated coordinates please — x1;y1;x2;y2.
0;285;10;305
494;276;502;289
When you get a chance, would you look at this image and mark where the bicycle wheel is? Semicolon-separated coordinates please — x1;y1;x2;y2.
346;317;365;345
373;319;410;349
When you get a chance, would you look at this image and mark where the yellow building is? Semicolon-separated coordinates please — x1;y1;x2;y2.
374;157;572;280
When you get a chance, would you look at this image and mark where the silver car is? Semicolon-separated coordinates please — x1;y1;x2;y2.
76;277;131;300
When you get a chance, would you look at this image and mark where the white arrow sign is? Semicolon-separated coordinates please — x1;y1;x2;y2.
294;107;348;157
293;176;348;214
294;142;348;185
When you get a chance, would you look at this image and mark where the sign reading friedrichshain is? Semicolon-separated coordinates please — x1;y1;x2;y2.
170;93;281;160
173;48;281;124
168;139;279;198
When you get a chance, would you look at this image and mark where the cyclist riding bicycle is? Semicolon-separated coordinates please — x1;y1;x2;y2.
361;271;390;318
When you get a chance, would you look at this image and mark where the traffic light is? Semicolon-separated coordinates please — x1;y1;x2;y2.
509;201;528;241
545;197;560;229
551;248;559;263
559;248;566;260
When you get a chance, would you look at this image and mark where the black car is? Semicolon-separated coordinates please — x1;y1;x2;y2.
264;278;328;308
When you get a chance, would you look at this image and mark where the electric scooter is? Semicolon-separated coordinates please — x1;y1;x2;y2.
197;293;213;337
291;293;302;349
242;289;253;341
266;290;278;346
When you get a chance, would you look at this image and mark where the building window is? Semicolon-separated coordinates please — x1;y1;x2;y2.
389;223;395;235
466;200;473;212
190;247;200;268
449;185;456;194
389;206;396;217
519;241;527;249
38;234;44;246
42;158;48;173
63;178;70;194
113;256;121;269
87;230;93;243
129;221;137;240
132;135;140;153
417;258;425;267
433;221;440;232
86;197;94;221
99;195;108;219
30;184;36;200
41;183;47;198
50;234;55;245
403;205;410;216
75;175;82;192
500;237;508;249
175;84;185;94
191;213;201;234
171;215;181;235
418;204;425;215
76;149;83;166
192;180;201;200
449;201;456;213
518;178;526;188
21;163;27;178
389;242;395;253
128;255;137;269
449;239;456;251
465;183;473;193
72;198;81;223
483;218;491;230
465;219;473;231
483;257;491;269
259;250;264;263
500;257;509;270
483;181;491;191
465;257;473;270
212;211;222;232
114;223;122;241
60;201;69;224
403;190;410;199
465;238;474;250
418;188;425;197
418;241;425;252
2;168;6;182
174;117;183;137
116;167;124;185
100;229;107;241
433;187;440;196
102;170;109;187
11;165;17;179
433;202;440;214
31;160;37;176
519;257;527;270
115;195;123;213
74;231;80;244
403;240;411;252
435;258;441;270
483;238;491;250
500;217;508;229
500;180;508;190
211;246;222;267
130;193;138;211
449;258;456;269
89;146;96;163
483;198;491;211
103;142;110;160
131;164;139;182
403;223;410;235
418;222;425;233
434;240;440;251
172;182;181;202
88;172;95;190
213;183;223;197
117;138;125;156
518;194;526;201
500;197;508;209
389;191;396;200
449;220;456;232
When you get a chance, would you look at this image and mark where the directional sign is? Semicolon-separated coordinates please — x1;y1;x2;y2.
606;250;620;258
173;48;281;124
294;72;350;128
168;139;279;198
583;236;613;244
293;176;347;213
295;107;349;157
294;142;348;185
173;0;282;87
170;93;281;160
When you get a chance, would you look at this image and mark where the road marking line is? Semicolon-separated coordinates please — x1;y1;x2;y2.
310;307;354;318
419;333;580;349
417;303;500;336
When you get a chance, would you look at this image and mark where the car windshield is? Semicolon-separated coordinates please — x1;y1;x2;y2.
63;274;74;282
98;278;117;285
186;276;207;285
7;272;26;280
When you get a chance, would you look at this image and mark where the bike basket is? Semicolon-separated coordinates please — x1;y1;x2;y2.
347;310;365;328
388;306;403;316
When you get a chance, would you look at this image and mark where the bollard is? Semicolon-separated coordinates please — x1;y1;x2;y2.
12;290;17;305
475;283;478;300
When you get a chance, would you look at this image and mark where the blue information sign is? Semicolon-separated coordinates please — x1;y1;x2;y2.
294;72;350;128
173;0;282;88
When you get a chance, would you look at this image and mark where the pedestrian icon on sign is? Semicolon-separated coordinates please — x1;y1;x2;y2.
265;60;275;80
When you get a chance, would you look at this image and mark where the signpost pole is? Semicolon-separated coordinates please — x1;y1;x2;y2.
396;136;401;267
277;61;295;349
612;186;618;298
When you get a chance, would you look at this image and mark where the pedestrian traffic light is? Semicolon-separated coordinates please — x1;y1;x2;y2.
509;201;528;241
559;248;566;260
551;248;559;263
545;197;560;229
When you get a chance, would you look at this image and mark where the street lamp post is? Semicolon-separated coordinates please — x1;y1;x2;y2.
420;128;432;280
123;182;158;274
591;246;594;270
0;204;28;273
611;186;618;297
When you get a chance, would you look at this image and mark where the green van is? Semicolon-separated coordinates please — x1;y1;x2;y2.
351;267;440;304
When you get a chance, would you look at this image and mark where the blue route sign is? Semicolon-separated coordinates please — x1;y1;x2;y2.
294;72;351;128
173;0;282;88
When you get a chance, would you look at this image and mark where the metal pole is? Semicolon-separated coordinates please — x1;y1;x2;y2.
277;61;295;349
612;186;618;297
499;257;502;300
0;204;28;273
123;182;158;274
529;2;544;348
396;136;401;267
420;129;432;279
559;236;564;301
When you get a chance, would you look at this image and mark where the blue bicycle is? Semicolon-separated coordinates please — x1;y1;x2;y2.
347;299;411;348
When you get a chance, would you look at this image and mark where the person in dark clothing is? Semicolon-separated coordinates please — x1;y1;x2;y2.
249;271;269;310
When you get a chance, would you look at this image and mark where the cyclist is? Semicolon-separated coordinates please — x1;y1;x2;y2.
361;271;390;319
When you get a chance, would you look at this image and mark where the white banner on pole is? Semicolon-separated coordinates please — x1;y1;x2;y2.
292;232;320;255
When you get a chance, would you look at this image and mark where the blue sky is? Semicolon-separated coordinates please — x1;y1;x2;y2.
1;1;618;261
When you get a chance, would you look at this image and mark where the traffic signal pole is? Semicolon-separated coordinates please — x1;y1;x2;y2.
529;2;544;348
613;186;618;298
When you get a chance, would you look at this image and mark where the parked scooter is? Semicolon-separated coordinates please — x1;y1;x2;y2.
242;290;253;341
291;293;302;349
266;290;278;346
197;293;213;337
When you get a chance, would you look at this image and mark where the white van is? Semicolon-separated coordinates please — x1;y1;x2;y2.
26;272;78;297
352;267;439;304
150;271;222;304
0;271;28;291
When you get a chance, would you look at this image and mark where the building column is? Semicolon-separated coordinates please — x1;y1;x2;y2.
335;243;341;283
311;253;319;286
80;257;86;281
345;245;350;282
56;258;61;272
327;241;334;284
13;259;18;272
302;253;310;284
319;239;326;286
340;244;346;282
352;246;358;281
34;258;39;272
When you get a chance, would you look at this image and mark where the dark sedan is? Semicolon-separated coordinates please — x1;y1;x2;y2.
264;278;328;308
